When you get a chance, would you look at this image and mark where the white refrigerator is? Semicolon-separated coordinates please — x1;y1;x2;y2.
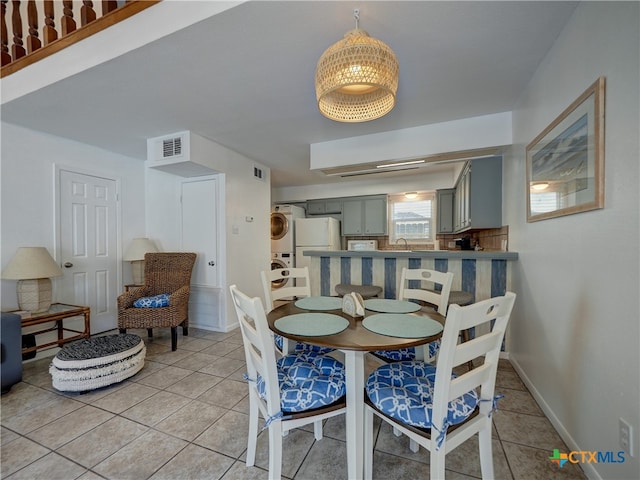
294;217;341;270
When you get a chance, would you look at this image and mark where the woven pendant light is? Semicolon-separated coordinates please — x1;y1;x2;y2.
315;10;399;123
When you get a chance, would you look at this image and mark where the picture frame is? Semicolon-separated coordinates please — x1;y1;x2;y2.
526;76;605;222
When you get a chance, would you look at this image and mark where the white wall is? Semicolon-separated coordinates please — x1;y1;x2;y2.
310;112;512;169
145;136;271;332
505;3;639;479
0;122;146;332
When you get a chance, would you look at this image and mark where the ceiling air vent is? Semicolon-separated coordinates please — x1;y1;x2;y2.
254;166;265;181
162;137;183;158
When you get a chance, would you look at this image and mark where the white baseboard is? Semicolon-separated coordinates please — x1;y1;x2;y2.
508;356;601;480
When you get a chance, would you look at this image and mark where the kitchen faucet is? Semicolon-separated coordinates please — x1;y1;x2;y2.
396;238;408;250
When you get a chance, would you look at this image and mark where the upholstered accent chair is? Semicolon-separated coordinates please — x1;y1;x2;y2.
118;252;196;351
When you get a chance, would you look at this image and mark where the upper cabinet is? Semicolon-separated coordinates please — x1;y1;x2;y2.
342;195;388;236
452;157;503;233
307;199;342;215
436;189;455;233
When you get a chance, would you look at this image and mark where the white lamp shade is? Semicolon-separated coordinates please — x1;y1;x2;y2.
2;247;63;280
123;238;159;261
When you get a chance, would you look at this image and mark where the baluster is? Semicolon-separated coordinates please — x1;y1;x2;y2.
102;1;117;15
10;0;25;61
60;0;75;35
81;1;95;26
1;0;11;65
42;0;57;44
26;0;40;53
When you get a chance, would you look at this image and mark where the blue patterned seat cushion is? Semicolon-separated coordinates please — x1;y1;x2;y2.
274;334;334;355
373;339;440;361
257;352;345;412
133;293;170;308
366;361;478;429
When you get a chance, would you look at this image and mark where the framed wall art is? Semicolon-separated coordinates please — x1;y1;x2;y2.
526;76;605;222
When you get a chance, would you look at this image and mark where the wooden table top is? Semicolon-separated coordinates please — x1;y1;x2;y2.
266;300;444;352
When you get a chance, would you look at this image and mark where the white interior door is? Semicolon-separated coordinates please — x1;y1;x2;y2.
181;177;218;286
58;169;119;333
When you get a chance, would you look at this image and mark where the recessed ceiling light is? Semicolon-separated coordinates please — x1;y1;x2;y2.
531;182;549;191
376;160;425;169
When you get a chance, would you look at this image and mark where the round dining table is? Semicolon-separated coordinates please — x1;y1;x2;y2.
267;297;444;480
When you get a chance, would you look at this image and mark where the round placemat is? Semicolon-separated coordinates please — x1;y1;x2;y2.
275;313;349;337
364;299;421;314
294;296;343;311
362;314;443;338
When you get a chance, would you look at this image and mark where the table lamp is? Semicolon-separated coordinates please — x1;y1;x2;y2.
2;247;63;313
123;238;159;284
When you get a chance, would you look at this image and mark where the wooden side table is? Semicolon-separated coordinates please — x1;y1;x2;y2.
14;303;91;357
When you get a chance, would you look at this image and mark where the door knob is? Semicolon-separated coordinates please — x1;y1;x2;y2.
208;261;215;266
64;262;73;268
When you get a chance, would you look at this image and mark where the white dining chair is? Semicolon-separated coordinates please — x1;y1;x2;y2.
260;266;311;312
261;267;333;356
373;267;454;362
364;292;516;480
229;285;347;480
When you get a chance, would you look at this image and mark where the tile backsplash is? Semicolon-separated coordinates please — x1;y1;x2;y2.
344;225;509;252
437;225;509;251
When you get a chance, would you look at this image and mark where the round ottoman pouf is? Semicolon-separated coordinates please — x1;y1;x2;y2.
50;333;146;392
335;284;382;299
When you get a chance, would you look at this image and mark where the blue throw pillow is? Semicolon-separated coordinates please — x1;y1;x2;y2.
133;293;170;308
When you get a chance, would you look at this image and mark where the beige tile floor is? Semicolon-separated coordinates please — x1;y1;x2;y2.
1;328;587;480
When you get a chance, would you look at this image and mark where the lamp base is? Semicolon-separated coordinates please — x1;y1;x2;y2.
17;278;53;313
131;260;145;285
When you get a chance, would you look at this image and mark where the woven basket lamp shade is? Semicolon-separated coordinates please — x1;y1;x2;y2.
315;26;399;123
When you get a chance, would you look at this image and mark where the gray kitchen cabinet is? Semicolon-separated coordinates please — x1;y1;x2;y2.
342;195;387;235
452;156;502;232
307;199;342;215
437;189;455;233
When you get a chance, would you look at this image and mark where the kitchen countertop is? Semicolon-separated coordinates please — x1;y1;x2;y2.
301;249;518;260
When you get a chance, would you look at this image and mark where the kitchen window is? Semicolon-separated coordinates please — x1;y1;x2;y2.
530;191;559;215
388;192;436;244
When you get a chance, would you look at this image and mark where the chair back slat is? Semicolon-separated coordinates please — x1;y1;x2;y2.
230;285;281;415
431;292;516;427
261;267;311;312
398;268;454;315
452;331;503;369
448;363;491;401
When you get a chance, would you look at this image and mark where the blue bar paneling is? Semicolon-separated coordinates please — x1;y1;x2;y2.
340;257;351;285
461;259;476;299
491;259;507;297
434;258;448;273
320;257;331;296
384;257;396;298
433;258;448;292
362;257;373;285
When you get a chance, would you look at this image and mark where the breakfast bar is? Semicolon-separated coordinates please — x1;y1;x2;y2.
303;249;519;302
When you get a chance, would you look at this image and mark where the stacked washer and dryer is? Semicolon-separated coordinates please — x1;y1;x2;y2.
270;205;305;289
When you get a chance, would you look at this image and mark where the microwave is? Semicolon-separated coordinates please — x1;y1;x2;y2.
347;240;378;251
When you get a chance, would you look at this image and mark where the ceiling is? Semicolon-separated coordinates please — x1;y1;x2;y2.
1;1;578;188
